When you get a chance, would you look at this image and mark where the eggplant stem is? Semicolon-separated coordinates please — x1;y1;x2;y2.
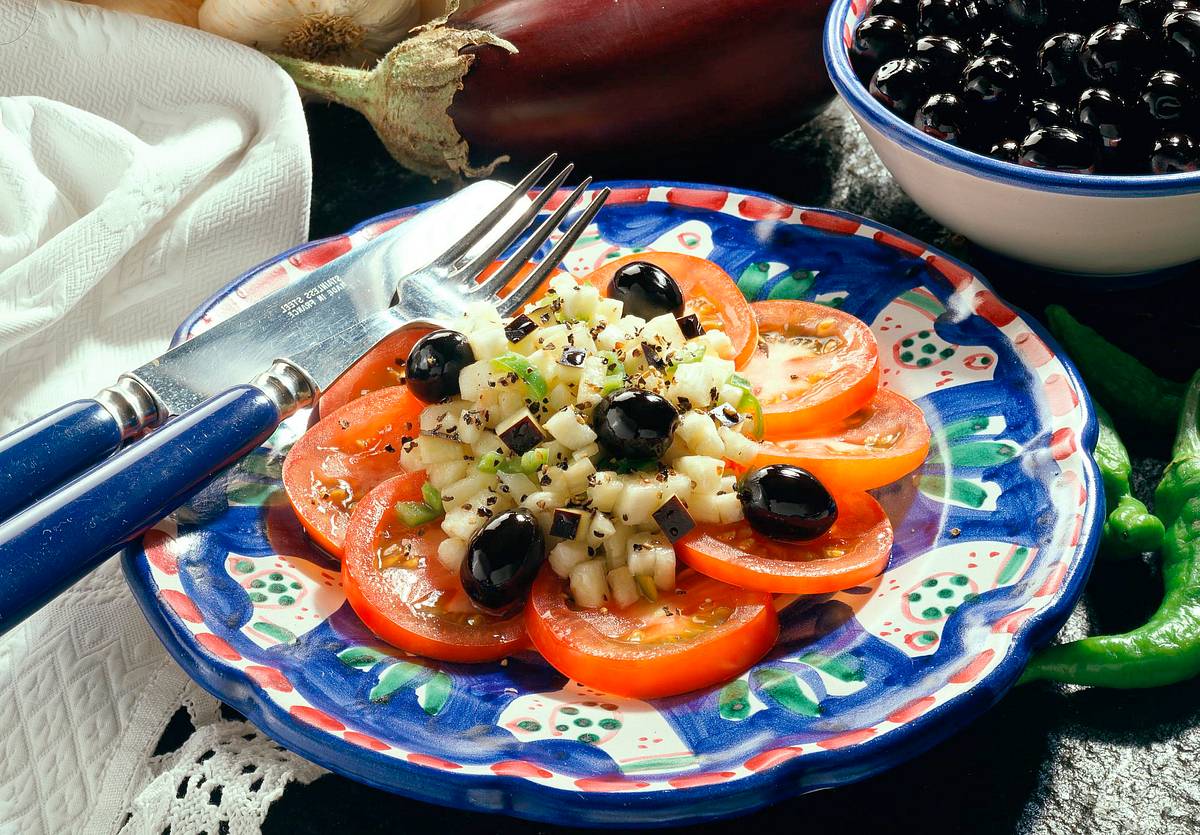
270;54;374;108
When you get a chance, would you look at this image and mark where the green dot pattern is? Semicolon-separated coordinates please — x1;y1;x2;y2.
278;595;295;606
578;733;600;744
517;720;541;732
940;348;955;358
268;583;286;594
901;338;914;347
908;592;922;602
598;718;621;730
951;574;969;586
923;579;938;588
937;588;953;599
918;330;930;338
560;706;579;715
573;717;593;728
916;631;937;645
900;351;914;363
922;606;941;619
249;592;267;603
269;572;283;581
555;724;569;732
917;357;932;367
250;579;265;589
290;582;301;590
922;343;936;354
235;560;254;574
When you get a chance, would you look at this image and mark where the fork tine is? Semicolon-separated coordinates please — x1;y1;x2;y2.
451;163;575;287
475;177;592;299
432;153;558;268
497;188;611;317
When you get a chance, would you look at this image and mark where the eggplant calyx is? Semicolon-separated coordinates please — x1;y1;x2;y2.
271;15;516;181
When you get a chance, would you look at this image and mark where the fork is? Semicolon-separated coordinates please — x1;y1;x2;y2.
0;160;610;635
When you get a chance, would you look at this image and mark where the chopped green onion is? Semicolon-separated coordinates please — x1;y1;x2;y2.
635;574;658;602
601;375;625;396
667;344;706;376
520;447;549;474
421;482;443;514
727;373;765;440
477;452;504;473
396;501;441;528
492;352;548;399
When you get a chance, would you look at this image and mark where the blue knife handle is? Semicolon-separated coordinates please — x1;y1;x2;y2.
0;386;281;635
0;400;125;523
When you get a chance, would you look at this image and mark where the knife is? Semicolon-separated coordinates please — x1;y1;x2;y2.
0;167;548;522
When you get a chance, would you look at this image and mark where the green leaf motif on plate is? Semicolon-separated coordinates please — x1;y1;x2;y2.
718;679;753;720
753;668;821;717
369;661;423;702
918;475;989;509
417;671;452;716
337;646;388;669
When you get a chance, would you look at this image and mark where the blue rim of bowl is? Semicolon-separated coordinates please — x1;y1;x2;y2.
135;181;1104;827
823;0;1200;199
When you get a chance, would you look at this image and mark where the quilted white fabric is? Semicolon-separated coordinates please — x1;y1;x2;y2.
0;2;319;833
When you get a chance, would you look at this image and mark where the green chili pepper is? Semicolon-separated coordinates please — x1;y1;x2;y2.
728;373;765;440
477;452;504;473
395;482;444;527
1020;370;1200;688
1045;305;1185;442
1092;403;1165;559
421;482;443;515
492;352;548;400
498;447;547;475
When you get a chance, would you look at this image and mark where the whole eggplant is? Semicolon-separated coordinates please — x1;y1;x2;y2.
275;0;833;180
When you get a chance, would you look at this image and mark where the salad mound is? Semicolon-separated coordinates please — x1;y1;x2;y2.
283;253;930;697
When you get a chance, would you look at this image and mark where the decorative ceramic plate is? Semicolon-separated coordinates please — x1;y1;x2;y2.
123;182;1101;827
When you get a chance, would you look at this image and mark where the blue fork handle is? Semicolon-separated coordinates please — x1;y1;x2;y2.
0;400;125;523
0;385;281;635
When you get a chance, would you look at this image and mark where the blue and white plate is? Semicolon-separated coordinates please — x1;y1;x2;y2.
123;182;1101;827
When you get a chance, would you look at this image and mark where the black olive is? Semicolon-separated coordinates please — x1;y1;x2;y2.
996;0;1053;32
592;388;679;460
1019;125;1101;171
461;509;545;614
737;465;838;542
914;92;971;142
607;261;684;320
405;329;475;404
1027;97;1075;131
1150;131;1200;170
1076;87;1143;168
918;0;982;38
1140;69;1195;125
961;55;1025;117
852;16;915;81
871;58;933;120
989;137;1024;160
871;0;921;25
1037;32;1088;94
1163;10;1200;71
1130;0;1193;27
976;30;1018;59
1082;23;1153;91
915;35;972;84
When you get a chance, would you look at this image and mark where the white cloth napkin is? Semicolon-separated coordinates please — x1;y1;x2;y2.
0;2;316;833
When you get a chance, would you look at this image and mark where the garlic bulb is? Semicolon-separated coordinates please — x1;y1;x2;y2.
78;0;202;27
198;0;421;64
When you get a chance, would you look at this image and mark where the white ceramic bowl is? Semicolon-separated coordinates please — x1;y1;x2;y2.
824;0;1200;276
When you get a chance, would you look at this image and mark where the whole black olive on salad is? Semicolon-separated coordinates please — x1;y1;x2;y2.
737;465;838;542
1151;130;1200;169
851;0;1200;173
405;329;475;404
460;508;545;614
607;261;685;321
592;388;680;460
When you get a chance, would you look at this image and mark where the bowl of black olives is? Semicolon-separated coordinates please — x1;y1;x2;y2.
823;0;1200;275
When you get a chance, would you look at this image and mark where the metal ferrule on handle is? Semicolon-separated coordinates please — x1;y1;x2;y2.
0;376;163;522
0;361;314;635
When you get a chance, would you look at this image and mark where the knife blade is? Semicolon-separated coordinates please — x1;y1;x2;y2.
130;179;529;416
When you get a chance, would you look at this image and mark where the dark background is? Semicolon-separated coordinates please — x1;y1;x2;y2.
259;99;1200;834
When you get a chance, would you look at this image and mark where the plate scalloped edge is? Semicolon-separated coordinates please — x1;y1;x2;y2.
123;181;1103;828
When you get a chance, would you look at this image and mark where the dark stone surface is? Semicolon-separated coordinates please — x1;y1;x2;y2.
263;100;1200;834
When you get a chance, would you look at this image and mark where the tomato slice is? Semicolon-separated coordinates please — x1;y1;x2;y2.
752;389;931;492
282;386;421;557
740;300;880;436
677;493;893;594
317;325;433;416
580;253;759;368
342;472;527;662
525;565;778;698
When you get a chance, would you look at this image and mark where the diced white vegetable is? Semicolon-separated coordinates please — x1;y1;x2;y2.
570;559;609;609
471;430;504;457
496;388;525;420
441;471;494;508
497;470;538;500
573;442;600;461
590;471;623;512
714;491;743;524
436;537;468;572
548;272;578;296
442;506;485;540
456;408;487;445
521;491;561;513
467;325;508;360
718;475;738;493
640;314;685;350
607;566;640;609
458;360;494;403
675;455;724;493
576;355;607;409
546;382;574;414
653;546;676;591
544;441;570;465
563;283;601;321
544;407;598;450
588;512;615;544
719;426;758;466
678;411;724;458
564;457;596;494
604;526;630;569
534;324;570;353
626;532;662;576
549;540;590;578
614;478;662;526
688;493;723;524
594;297;623;323
463;300;503;327
719;383;745;408
663;471;692;504
426;460;468;490
417;435;467;465
700;328;735;360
